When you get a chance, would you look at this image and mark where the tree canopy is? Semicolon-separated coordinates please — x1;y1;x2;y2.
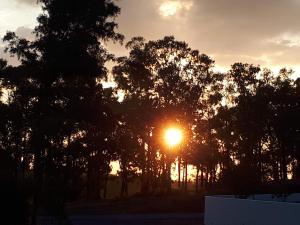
1;1;300;224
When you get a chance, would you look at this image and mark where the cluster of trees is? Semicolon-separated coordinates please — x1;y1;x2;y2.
1;0;300;224
113;38;300;194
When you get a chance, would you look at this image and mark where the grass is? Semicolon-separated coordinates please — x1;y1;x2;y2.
101;175;199;199
66;175;204;215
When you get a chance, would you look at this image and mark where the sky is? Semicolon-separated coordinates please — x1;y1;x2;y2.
2;0;300;74
4;0;298;177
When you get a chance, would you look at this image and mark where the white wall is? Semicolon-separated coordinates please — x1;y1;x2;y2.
205;196;300;225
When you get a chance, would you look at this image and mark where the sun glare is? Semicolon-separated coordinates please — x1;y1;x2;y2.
159;1;193;18
159;1;181;17
164;127;183;147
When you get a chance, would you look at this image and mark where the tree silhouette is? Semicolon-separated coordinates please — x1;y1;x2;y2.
2;0;123;224
113;36;215;193
2;1;300;221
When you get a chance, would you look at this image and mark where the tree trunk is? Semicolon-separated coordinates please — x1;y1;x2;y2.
200;165;204;188
184;162;188;192
120;168;128;197
203;168;208;188
178;157;181;188
195;166;200;193
140;142;148;195
181;163;185;190
103;172;108;199
166;154;172;193
273;160;279;181
281;156;288;181
31;132;43;225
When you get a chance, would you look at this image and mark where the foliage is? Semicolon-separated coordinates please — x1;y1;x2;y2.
1;1;300;223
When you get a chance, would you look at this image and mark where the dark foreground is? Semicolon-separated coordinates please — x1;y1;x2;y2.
38;213;204;225
38;195;204;225
66;195;204;214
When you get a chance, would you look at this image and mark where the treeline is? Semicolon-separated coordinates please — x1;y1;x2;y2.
1;0;300;224
112;37;300;195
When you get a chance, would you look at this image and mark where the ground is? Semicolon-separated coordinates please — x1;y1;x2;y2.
39;194;204;225
66;194;204;215
39;214;203;225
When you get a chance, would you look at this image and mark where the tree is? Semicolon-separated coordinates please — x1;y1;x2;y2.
3;0;123;223
113;36;214;193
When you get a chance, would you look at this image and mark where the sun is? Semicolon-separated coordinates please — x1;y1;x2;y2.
159;1;181;17
164;127;183;147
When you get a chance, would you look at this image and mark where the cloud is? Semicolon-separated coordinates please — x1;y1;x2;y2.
113;0;300;74
15;26;34;40
158;0;193;18
3;0;300;73
0;26;34;65
0;46;20;66
14;0;38;6
189;0;300;72
0;0;41;38
267;32;300;48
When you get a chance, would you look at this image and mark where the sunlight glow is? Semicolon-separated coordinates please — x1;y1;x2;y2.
159;1;181;17
164;127;183;147
159;1;193;17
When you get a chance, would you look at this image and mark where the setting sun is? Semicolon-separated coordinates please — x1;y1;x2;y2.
164;127;183;147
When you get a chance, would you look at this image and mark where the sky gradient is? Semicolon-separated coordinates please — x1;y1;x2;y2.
2;0;300;74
